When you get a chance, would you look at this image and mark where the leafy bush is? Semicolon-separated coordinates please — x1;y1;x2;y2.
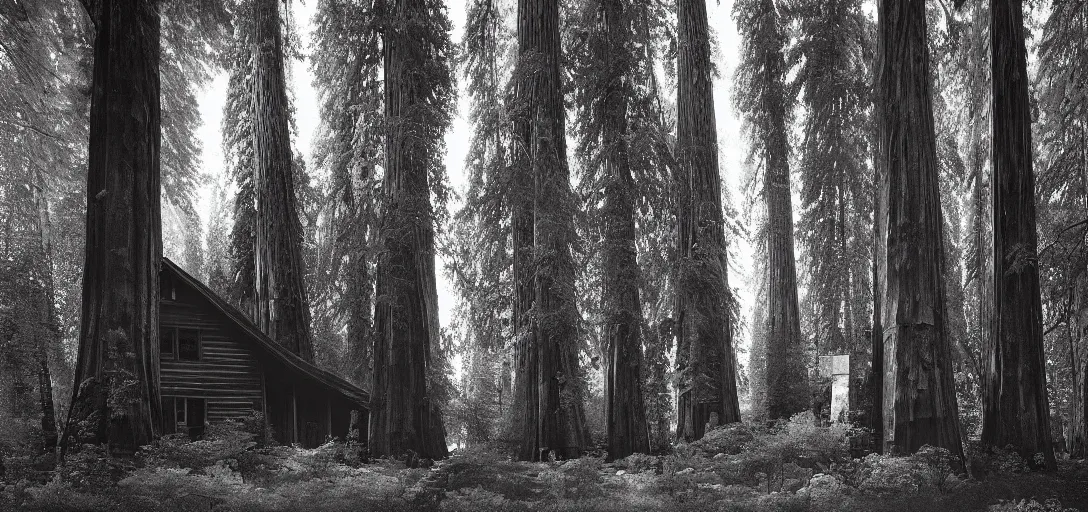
613;452;661;474
848;446;965;496
969;442;1032;476
988;498;1078;511
139;420;257;471
688;422;757;456
539;455;605;500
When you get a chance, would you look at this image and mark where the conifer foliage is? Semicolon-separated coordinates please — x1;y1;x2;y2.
568;0;653;460
1036;0;1088;459
310;0;385;388
445;0;515;447
789;0;874;368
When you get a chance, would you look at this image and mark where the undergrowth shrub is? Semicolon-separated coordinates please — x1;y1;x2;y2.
140;420;257;471
539;456;605;500
987;498;1079;511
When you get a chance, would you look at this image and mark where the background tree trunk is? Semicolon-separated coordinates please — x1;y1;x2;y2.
61;0;162;457
875;0;963;459
597;0;650;460
510;0;589;461
251;0;313;361
982;0;1055;469
752;0;808;421
32;170;58;452
674;0;740;441
368;0;450;460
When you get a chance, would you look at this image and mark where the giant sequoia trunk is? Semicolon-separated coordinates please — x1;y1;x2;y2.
510;0;589;461
369;0;449;460
675;0;741;441
62;0;162;457
981;0;1055;468
755;0;808;421
875;0;963;458
251;0;313;361
597;0;649;460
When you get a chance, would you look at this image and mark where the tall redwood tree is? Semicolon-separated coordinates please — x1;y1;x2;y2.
981;0;1055;469
368;0;453;460
509;0;590;461
734;0;809;420
250;0;313;361
580;0;651;460
62;0;163;456
674;0;741;441
874;0;963;458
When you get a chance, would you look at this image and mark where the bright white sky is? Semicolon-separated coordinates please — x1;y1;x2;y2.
194;1;757;367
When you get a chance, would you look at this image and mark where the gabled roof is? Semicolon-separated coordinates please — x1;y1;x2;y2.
161;258;370;408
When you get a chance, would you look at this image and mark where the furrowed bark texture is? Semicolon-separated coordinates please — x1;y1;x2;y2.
755;0;808;421
866;189;883;452
597;0;650;460
675;0;741;441
511;0;589;461
875;0;963;458
982;0;1055;468
251;0;313;361
369;0;450;460
62;0;162;457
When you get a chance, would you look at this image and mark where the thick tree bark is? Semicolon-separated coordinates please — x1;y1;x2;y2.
251;0;313;361
981;0;1055;469
61;0;162;457
346;240;373;388
510;0;589;461
595;0;650;460
875;0;963;459
368;0;449;460
869;206;884;452
755;0;809;421
1075;276;1088;458
675;0;741;441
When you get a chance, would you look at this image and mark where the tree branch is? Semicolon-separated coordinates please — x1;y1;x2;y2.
1039;217;1088;257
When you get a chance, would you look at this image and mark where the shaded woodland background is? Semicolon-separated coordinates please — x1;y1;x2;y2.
1;0;1088;510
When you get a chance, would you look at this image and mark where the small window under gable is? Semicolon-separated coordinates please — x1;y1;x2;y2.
160;273;176;301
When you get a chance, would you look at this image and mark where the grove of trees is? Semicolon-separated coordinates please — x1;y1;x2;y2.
1;0;1086;475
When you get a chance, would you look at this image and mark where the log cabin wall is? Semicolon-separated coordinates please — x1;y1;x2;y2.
158;261;370;448
159;273;264;424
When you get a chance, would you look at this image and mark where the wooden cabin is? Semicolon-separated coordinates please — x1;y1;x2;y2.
158;258;368;448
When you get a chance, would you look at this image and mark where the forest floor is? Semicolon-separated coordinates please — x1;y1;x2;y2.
2;415;1086;512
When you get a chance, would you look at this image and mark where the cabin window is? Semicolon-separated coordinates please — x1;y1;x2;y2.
160;274;175;301
161;396;206;440
159;329;175;360
177;329;200;361
160;327;201;362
